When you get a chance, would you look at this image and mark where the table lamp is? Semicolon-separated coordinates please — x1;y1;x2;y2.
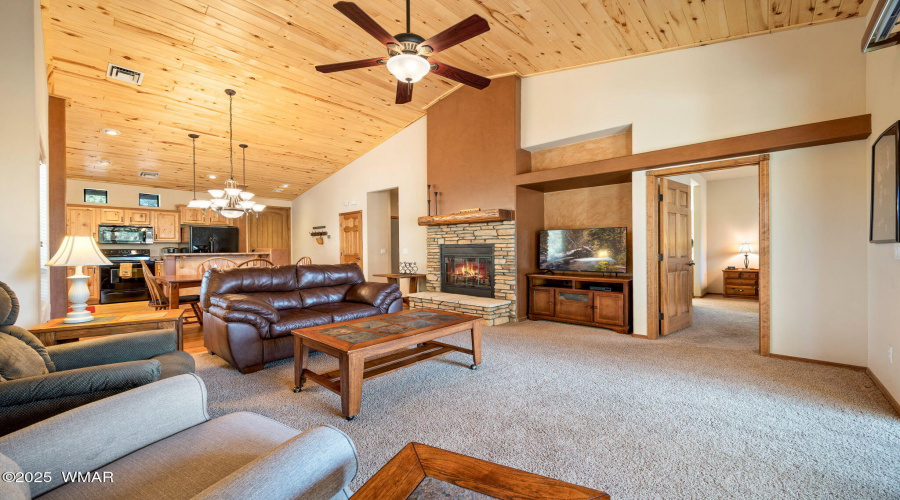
45;235;112;323
738;242;753;269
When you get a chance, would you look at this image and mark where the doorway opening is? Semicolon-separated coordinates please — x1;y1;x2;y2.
364;188;399;276
646;155;770;355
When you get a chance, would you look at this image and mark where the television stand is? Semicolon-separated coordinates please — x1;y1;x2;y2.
527;274;632;333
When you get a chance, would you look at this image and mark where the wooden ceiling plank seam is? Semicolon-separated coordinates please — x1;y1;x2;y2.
678;0;715;41
633;0;682;47
611;0;667;51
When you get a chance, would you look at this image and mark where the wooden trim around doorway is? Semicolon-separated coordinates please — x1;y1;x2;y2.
645;155;771;356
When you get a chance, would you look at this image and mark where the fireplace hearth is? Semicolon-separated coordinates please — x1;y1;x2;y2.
440;244;494;298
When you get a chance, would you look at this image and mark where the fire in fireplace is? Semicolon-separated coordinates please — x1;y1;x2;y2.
440;244;494;298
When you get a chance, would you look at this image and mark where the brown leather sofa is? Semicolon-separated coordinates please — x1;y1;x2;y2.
200;263;403;373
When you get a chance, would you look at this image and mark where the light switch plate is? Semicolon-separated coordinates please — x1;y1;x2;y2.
894;244;900;260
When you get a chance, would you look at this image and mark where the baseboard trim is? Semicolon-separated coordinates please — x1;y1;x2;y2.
632;334;650;339
768;353;866;371
866;368;900;416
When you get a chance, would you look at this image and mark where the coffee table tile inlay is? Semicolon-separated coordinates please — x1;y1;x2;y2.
292;309;482;420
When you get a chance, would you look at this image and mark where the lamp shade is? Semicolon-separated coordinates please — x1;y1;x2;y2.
738;242;753;254
386;54;430;83
45;235;112;267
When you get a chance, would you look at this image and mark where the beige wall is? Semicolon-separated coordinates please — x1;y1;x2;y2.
366;189;393;277
1;0;46;327
291;118;427;282
865;30;900;402
706;176;759;294
66;179;291;211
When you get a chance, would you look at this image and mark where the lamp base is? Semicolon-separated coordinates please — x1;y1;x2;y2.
65;269;95;323
744;254;750;269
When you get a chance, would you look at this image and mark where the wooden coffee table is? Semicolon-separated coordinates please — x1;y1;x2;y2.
292;309;482;420
352;443;608;499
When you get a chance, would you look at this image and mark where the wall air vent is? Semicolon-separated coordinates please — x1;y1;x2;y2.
138;171;159;179
106;63;144;85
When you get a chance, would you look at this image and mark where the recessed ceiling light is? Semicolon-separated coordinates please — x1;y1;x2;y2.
101;128;120;136
280;184;290;188
273;188;284;193
97;160;113;166
207;174;218;179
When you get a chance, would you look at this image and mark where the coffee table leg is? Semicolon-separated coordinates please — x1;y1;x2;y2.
340;352;364;420
293;339;309;393
470;321;482;370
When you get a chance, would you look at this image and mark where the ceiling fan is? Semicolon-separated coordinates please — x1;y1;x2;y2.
315;0;492;104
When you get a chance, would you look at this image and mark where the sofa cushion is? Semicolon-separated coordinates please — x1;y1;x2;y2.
37;412;300;500
207;306;271;337
346;282;403;312
209;294;280;323
152;351;196;380
247;291;303;311
308;303;382;323
0;326;54;381
299;284;352;308
296;264;365;289
200;266;298;310
0;282;20;327
269;309;333;338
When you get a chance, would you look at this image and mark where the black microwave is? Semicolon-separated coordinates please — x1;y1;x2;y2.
98;225;154;245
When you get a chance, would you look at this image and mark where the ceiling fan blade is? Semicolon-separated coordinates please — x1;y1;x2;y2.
395;81;413;104
430;61;491;90
333;2;399;46
419;15;490;54
315;57;385;73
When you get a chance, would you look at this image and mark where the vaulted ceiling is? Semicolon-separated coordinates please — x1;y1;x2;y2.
44;0;870;200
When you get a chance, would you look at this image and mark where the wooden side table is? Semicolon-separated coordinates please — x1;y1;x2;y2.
722;268;759;300
372;273;426;304
29;309;185;350
352;442;607;499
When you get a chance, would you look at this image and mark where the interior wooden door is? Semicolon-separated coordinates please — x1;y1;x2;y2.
246;207;291;251
659;178;694;335
339;211;363;269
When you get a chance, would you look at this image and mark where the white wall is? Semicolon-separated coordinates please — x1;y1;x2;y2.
521;19;871;363
706;176;759;293
0;0;46;327
291;118;427;282
865;35;900;399
366;189;392;277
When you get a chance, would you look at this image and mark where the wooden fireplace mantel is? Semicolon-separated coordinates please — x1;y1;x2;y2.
417;209;515;226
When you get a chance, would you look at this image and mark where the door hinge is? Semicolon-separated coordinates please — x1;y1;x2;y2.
658;253;664;261
658;194;663;202
659;312;664;320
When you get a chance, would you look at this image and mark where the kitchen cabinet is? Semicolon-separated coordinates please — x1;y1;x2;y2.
206;210;232;226
98;208;126;224
125;209;151;225
153;211;180;242
241;207;291;251
65;207;97;238
180;206;206;225
67;266;100;305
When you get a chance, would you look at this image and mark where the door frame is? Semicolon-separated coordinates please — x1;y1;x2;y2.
645;154;771;355
339;210;364;269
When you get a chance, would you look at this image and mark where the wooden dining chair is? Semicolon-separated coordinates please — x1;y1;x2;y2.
296;256;312;266
197;257;238;277
140;260;201;325
237;258;275;268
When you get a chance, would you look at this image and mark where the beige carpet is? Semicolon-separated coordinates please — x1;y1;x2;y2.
194;297;900;498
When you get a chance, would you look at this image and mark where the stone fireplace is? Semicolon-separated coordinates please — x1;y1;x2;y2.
440;244;494;298
408;217;516;325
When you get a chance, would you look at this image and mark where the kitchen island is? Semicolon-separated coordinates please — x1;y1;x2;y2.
160;252;271;279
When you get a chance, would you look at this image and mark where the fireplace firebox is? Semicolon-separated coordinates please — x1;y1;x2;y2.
440;244;494;298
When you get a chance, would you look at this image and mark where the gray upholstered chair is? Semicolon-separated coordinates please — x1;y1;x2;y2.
0;374;358;500
0;281;195;436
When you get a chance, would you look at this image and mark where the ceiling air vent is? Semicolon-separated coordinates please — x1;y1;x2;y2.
138;171;159;179
107;63;144;85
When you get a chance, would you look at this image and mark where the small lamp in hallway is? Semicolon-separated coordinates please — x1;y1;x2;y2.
45;235;112;323
739;242;753;269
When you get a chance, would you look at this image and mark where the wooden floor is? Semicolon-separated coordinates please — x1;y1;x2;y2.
94;301;206;354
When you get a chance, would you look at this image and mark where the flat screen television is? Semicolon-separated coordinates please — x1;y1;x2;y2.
539;227;627;273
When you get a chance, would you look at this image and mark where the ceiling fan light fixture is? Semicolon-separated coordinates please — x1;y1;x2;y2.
386;54;430;83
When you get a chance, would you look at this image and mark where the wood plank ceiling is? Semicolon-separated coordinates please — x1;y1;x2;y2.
44;0;871;200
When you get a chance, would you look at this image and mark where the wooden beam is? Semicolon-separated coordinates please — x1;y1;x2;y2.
49;96;67;319
516;115;872;192
417;209;515;226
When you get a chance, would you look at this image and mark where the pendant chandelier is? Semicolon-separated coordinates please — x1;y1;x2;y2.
187;89;264;218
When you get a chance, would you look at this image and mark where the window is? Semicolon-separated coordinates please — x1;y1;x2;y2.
139;193;160;207
83;188;108;204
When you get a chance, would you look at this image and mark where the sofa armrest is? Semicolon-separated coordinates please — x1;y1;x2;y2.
210;294;280;323
47;329;177;371
346;282;402;312
0;361;161;436
207;305;271;337
192;425;358;500
0;374;209;498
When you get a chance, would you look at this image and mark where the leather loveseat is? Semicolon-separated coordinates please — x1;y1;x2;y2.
200;264;402;373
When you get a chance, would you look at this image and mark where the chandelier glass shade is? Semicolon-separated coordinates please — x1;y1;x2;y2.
386;54;430;83
190;89;265;218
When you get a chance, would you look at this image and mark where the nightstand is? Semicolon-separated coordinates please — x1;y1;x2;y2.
722;269;759;300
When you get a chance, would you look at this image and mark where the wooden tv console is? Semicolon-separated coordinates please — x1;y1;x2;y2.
527;274;632;333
